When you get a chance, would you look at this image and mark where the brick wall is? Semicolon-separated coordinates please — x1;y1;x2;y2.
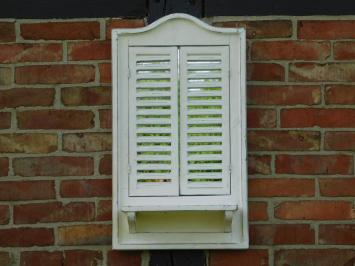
0;17;354;266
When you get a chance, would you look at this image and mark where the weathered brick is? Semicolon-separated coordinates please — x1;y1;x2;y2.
99;63;111;83
107;250;141;266
0;205;9;224
0;43;62;63
18;110;94;129
247;108;276;128
16;65;95;84
319;178;355;197
0;180;55;201
60;179;111;198
69;41;111;60
58;224;111;245
14;156;94;177
106;19;145;39
0;134;57;153
319;224;355;245
248;155;271;175
251;41;330;60
250;224;314;245
210;250;268;266
325;132;355;151
14;202;95;224
0;158;9;176
249;178;315;197
0;252;11;266
0;228;54;247
248;63;284;81
214;20;292;38
0;22;15;42
249;202;268;221
96;200;112;221
99;109;112;129
248;131;320;151
99;154;112;175
20;251;63;266
248;85;321;105
281;108;355;128
21;21;100;40
0;112;11;129
64;250;103;266
299;20;355;39
276;154;353;175
275;249;355;266
290;63;355;82
334;41;355;60
275;201;354;220
0;67;12;86
325;85;355;105
0;88;55;108
63;133;111;152
61;87;111;106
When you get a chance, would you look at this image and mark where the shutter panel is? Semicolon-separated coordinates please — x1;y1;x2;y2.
128;46;179;196
179;46;230;195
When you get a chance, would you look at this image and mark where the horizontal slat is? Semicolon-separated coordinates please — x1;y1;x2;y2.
187;109;223;115
188;100;222;106
136;118;171;124
137;164;172;170
188;145;222;151
136;109;171;115
136;91;171;97
136;82;172;88
186;64;222;70
187;118;222;124
187;91;222;97
137;155;172;161
136;173;172;179
136;146;172;152
186;82;222;87
137;136;172;143
136;73;172;79
187;154;223;160
136;100;171;106
187;127;222;134
188;136;223;142
136;55;170;61
188;163;223;170
187;73;222;79
186;181;224;188
136;127;171;133
186;54;222;60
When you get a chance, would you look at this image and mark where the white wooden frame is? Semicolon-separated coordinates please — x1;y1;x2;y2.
112;13;247;249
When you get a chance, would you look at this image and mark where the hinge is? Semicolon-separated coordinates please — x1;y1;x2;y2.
229;165;232;174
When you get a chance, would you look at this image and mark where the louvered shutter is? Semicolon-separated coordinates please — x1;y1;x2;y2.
179;46;231;195
128;46;179;196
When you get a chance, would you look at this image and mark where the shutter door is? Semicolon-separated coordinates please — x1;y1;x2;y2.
128;46;179;196
179;46;231;195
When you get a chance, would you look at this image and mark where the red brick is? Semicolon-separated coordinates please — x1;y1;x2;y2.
325;132;355;151
0;43;62;63
58;224;111;245
248;85;320;106
290;63;355;82
299;20;355;39
250;224;314;245
251;41;330;60
18;110;94;129
276;155;353;175
60;179;111;198
0;88;55;108
325;85;355;105
14;202;95;224
248;63;284;81
247;108;276;128
275;201;354;220
334;41;355;60
69;41;111;60
106;19;145;39
99;109;112;129
210;250;268;266
99;63;111;83
249;202;268;221
0;134;57;153
0;158;9;176
248;131;320;151
0;205;9;224
16;65;95;84
0;67;12;85
99;154;112;175
21;21;100;40
248;155;271;175
96;200;112;221
0;180;55;201
214;20;292;38
281;108;355;128
64;250;103;266
63;133;111;152
107;250;141;266
275;249;355;266
0;252;11;266
13;156;94;177
0;112;11;129
21;251;63;266
249;178;315;197
61;87;111;106
319;224;355;245
319;178;355;197
0;228;54;247
0;22;15;42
